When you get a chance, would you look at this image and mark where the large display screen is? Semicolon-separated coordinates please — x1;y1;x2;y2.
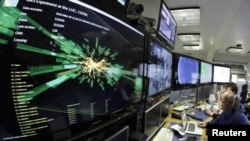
156;0;177;49
147;35;173;96
213;65;231;83
173;53;199;90
200;61;213;84
0;0;145;140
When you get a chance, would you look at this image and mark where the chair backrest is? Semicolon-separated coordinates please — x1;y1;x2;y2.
240;113;249;125
240;84;248;103
240;90;248;103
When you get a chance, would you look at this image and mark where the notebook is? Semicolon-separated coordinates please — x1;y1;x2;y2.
180;110;203;135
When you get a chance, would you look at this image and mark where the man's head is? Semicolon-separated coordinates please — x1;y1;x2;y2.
225;82;238;95
221;91;237;112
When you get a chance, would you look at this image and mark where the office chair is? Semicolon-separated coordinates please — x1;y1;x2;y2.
240;84;248;104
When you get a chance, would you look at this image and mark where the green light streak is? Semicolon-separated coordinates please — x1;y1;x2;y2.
0;6;142;102
19;73;78;103
0;7;21;37
27;64;78;76
201;65;207;73
0;38;8;44
16;43;66;58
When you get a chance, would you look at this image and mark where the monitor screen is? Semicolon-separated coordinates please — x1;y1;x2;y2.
0;0;145;140
200;61;213;84
147;35;173;97
173;54;199;90
104;126;129;141
196;86;204;104
179;88;197;102
156;0;177;49
169;90;181;103
204;85;211;100
213;65;231;83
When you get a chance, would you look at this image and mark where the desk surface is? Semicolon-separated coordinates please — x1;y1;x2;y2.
161;108;213;141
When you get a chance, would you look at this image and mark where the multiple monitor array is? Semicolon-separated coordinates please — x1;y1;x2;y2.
169;85;213;106
0;0;232;141
173;53;231;90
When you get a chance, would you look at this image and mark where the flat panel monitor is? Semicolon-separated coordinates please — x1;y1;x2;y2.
146;35;173;97
179;88;197;102
0;0;145;140
213;65;231;83
204;86;211;100
104;126;129;141
200;61;213;84
196;86;204;104
173;53;200;90
156;0;177;49
143;102;162;139
169;90;181;103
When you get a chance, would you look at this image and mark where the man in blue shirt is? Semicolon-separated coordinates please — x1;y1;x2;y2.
198;90;244;127
205;82;239;118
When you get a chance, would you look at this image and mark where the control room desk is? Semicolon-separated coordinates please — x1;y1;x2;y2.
161;108;213;141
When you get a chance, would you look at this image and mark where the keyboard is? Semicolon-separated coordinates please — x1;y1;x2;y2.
187;123;195;132
152;127;174;141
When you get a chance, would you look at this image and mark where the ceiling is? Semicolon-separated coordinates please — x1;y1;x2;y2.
130;0;250;78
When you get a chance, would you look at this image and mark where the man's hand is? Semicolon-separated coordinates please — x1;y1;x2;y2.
198;122;206;128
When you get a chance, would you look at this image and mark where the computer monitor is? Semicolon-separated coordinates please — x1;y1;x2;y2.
146;34;173;97
173;53;200;90
104;126;129;141
169;90;181;103
213;64;231;83
0;1;145;140
156;0;177;49
179;88;197;102
196;86;204;104
200;60;213;85
203;85;211;100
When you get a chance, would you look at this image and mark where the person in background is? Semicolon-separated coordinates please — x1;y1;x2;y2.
205;82;239;118
198;90;245;127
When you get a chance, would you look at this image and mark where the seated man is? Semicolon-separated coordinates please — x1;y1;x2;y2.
198;90;245;127
205;82;239;118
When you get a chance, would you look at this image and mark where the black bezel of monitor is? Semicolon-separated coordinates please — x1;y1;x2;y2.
156;0;177;49
199;60;213;85
172;53;200;90
82;0;131;16
212;64;231;83
146;34;173;97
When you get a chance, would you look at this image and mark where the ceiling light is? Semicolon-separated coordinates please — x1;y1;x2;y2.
226;45;242;53
183;44;201;50
178;33;200;43
171;7;200;26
